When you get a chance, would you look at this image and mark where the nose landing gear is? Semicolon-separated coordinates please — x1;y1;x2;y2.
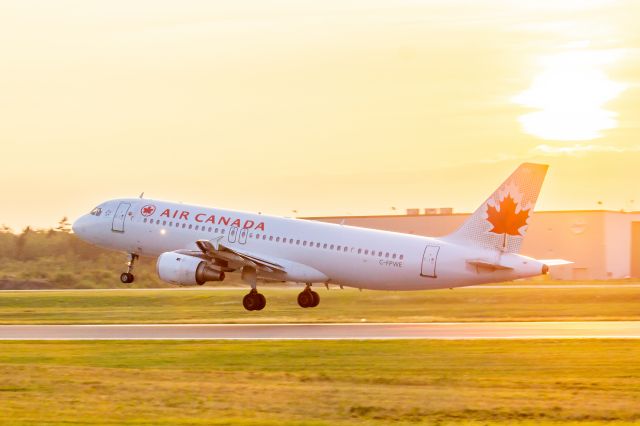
297;284;320;308
120;253;138;284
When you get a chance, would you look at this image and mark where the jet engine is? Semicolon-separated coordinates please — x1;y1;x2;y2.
156;252;225;286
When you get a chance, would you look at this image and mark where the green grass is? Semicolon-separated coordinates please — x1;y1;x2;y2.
0;286;639;324
0;339;639;425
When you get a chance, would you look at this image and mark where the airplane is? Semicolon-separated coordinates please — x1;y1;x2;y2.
72;163;569;311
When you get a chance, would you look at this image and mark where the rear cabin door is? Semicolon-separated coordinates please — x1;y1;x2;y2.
420;245;440;278
112;202;131;232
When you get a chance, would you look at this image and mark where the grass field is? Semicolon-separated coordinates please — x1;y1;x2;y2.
0;286;638;324
0;339;639;425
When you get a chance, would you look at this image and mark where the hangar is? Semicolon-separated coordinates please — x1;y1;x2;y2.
309;210;640;280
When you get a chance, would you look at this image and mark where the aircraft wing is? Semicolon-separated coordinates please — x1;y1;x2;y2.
176;238;286;274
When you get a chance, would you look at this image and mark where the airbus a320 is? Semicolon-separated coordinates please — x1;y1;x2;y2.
73;163;568;311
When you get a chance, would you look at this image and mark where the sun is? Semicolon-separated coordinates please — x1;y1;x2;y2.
513;44;627;141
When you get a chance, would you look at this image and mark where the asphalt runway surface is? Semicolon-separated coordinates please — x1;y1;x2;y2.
0;321;638;340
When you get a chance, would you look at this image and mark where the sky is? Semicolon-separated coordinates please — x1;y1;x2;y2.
1;0;639;231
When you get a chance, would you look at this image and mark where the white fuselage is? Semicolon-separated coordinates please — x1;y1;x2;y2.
73;198;546;290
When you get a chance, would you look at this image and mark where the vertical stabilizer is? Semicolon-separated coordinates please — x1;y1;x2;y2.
444;163;548;254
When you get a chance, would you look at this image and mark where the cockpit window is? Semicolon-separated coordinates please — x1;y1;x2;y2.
90;207;103;216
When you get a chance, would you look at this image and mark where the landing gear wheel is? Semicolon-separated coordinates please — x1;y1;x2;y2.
120;253;138;285
255;293;266;311
309;290;320;308
297;289;314;308
243;290;266;311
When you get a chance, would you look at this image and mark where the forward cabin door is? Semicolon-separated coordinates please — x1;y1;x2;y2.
112;202;131;232
420;245;440;278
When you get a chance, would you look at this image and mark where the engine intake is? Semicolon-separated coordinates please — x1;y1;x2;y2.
156;252;225;286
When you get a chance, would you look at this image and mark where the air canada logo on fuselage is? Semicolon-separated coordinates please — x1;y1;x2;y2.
141;205;156;216
156;208;266;231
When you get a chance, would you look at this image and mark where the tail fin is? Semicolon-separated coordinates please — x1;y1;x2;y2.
445;163;548;254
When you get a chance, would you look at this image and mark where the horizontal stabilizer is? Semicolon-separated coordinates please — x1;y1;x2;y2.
540;259;573;266
466;260;513;271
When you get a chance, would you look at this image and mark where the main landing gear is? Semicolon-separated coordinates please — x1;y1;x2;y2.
241;266;266;311
120;253;138;284
297;285;320;308
243;288;266;311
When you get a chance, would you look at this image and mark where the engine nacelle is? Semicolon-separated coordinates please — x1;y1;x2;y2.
156;252;225;286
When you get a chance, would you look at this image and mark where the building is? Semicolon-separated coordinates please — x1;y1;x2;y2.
308;210;640;280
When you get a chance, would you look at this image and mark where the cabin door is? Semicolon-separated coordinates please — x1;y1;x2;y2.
420;245;440;278
112;202;131;233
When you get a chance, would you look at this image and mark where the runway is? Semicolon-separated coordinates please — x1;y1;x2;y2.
0;321;639;340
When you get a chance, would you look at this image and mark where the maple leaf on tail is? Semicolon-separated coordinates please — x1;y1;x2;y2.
486;193;530;248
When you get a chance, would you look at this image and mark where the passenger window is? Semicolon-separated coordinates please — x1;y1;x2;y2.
323;243;328;249
303;241;307;246
276;237;280;242
215;228;219;233
269;236;274;241
316;242;320;248
344;247;348;252
364;249;368;255
337;245;341;251
296;240;300;245
399;254;404;260
358;249;362;254
262;235;267;240
221;229;225;234
143;218;147;223
385;252;389;258
290;238;294;244
208;227;212;232
330;245;334;250
189;224;193;230
378;251;382;257
392;254;397;259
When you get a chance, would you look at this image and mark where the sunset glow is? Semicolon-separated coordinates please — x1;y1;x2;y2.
514;45;628;141
0;0;638;230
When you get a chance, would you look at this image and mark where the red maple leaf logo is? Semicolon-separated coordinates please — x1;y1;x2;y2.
486;194;529;237
141;205;156;216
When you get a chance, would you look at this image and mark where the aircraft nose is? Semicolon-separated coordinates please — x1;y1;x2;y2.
72;215;90;239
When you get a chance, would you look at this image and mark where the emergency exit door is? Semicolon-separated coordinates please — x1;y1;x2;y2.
112;202;131;233
420;245;440;278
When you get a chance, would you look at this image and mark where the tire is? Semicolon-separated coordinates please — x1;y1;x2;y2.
255;293;266;311
120;273;134;284
297;291;313;308
309;291;320;308
242;293;256;311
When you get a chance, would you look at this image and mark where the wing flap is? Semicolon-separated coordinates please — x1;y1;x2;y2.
194;238;285;273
